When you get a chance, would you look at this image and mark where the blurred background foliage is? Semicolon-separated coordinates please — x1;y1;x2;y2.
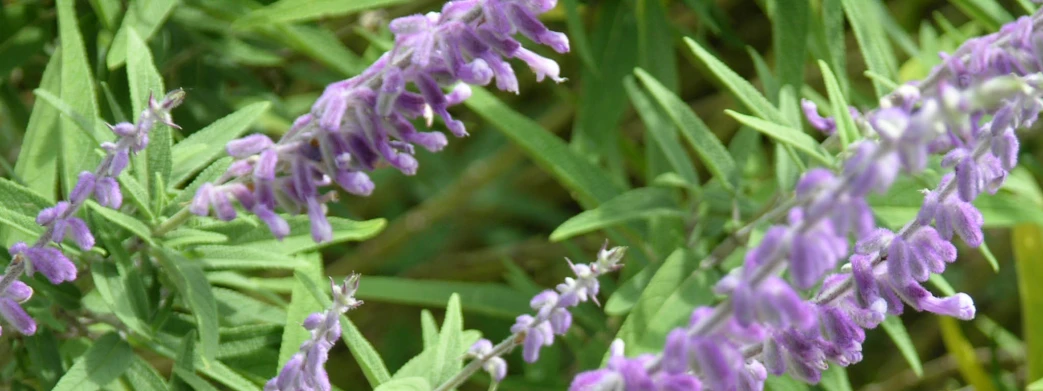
1;0;1042;390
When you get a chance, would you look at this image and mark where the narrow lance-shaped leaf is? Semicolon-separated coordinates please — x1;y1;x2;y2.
107;0;177;68
235;0;412;27
684;37;787;125
57;0;103;192
51;333;133;391
154;248;221;362
726;110;834;166
1013;223;1043;381
840;0;898;98
880;316;924;377
818;60;859;148
465;87;626;208
551;187;685;242
635;68;739;192
623;76;700;186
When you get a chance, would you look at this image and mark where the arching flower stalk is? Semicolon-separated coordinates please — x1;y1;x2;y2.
190;0;570;243
265;274;363;391
434;244;626;391
570;11;1043;391
0;90;184;336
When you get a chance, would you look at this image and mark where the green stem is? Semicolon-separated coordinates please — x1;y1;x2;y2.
433;336;520;391
152;207;193;237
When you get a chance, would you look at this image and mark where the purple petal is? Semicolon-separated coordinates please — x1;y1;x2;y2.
0;298;36;335
96;177;123;209
66;217;95;250
307;197;332;243
27;247;77;284
70;172;96;204
226;134;274;157
2;281;33;302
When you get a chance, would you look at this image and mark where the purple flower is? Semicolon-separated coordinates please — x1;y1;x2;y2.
10;242;77;285
192;0;569;242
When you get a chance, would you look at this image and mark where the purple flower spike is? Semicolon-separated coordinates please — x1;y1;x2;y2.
265;275;362;391
191;0;569;243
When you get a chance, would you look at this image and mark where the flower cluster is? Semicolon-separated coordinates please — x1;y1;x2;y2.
0;90;184;337
569;10;1043;391
190;0;570;243
265;275;363;391
464;244;625;384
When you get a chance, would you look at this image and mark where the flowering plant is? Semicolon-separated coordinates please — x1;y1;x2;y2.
1;0;1042;391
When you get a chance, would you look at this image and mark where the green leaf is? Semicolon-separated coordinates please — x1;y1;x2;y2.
126;29;172;200
213;287;287;325
765;375;811;391
821;0;849;95
637;0;679;91
551;187;685;241
571;1;638;177
465;87;625;208
273;24;367;77
431;294;464;386
57;0;103;192
726;111;834;166
773;0;809;88
939;316;997;391
31;89;109;145
341;314;394;387
978;240;1000;272
1013;223;1043;381
561;0;597;72
880;316;923;377
195;245;305;270
154;248;220;361
106;0;178;69
420;310;439;350
279;254;325;366
235;0;411;27
635;68;739;191
24;330;64;389
818;60;859;148
0;177;51;245
949;0;1014;31
90;261;152;337
604;263;658;316
52;333;133;391
86;202;156;245
123;355;167;391
170;102;271;185
1030;378;1043;391
683;37;787;124
841;0;898;97
614;249;699;352
207;216;386;254
118;174;155;221
819;366;853;391
623;76;700;186
162;228;229;247
356;276;529;319
373;377;432;391
13;50;62;202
